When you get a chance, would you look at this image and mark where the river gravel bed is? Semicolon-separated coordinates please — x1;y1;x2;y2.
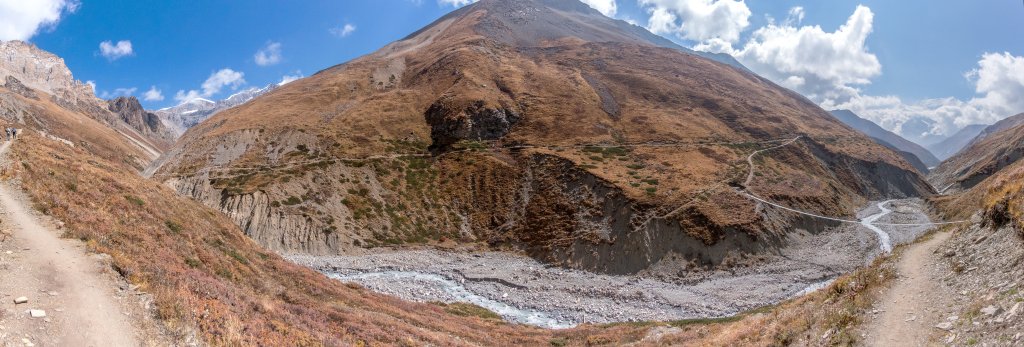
287;199;936;329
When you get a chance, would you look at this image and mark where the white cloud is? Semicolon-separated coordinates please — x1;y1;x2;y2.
581;0;617;16
99;40;134;61
254;41;282;66
330;23;357;38
143;86;164;101
435;0;616;16
174;68;246;103
0;0;78;41
725;5;881;106
639;0;750;44
968;52;1024;118
85;80;96;93
278;71;303;86
831;52;1024;139
98;87;137;99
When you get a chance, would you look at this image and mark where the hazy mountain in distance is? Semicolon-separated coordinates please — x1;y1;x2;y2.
829;109;939;170
926;124;987;160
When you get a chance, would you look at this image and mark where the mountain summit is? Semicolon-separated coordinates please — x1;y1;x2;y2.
153;0;930;273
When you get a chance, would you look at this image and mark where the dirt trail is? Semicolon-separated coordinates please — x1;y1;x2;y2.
0;140;147;346
863;230;955;347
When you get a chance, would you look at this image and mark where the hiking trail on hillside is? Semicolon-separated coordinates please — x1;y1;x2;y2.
862;230;956;346
0;140;167;346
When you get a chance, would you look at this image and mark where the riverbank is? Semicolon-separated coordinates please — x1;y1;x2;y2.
288;198;937;328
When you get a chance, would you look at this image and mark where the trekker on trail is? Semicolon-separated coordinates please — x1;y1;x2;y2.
4;127;10;141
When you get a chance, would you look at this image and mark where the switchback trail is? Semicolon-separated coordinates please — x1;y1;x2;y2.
0;140;154;346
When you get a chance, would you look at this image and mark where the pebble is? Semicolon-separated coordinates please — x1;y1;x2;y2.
980;305;1001;317
14;296;29;304
28;309;46;318
935;322;954;331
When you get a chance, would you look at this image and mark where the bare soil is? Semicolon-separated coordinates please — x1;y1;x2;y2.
0;140;169;346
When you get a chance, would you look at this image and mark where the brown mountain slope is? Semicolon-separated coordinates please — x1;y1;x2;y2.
152;0;931;273
1;85;153;169
1;40;167;162
930;113;1024;193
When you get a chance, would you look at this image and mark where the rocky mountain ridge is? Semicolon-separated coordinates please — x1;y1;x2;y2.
155;84;278;136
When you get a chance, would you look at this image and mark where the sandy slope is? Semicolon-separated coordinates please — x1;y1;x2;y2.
0;140;160;346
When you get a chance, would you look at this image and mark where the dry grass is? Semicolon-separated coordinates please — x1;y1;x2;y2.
8;129;913;346
9;133;571;346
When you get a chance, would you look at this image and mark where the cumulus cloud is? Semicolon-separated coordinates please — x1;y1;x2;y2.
99;40;134;61
143;86;164;101
98;87;137;99
829;52;1024;140
329;23;357;38
85;80;96;93
0;0;78;41
278;71;303;86
174;68;246;103
581;0;617;16
638;3;1023;138
639;0;750;44
436;0;616;16
726;5;881;105
254;41;282;66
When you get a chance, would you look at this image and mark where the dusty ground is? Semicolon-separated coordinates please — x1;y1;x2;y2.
0;141;171;347
290;198;937;328
861;230;956;347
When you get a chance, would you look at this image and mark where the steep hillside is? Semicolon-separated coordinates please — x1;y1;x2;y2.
830;109;938;171
152;0;931;273
926;124;986;160
0;40;166;162
931;113;1024;193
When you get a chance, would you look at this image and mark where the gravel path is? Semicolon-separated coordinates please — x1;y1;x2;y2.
863;230;954;347
289;198;938;328
0;140;168;346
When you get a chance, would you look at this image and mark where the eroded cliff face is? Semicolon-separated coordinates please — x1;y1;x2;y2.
159;125;929;275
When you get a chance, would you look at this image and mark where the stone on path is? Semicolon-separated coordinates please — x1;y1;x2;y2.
980;305;1001;317
935;322;954;331
13;296;27;304
28;309;46;318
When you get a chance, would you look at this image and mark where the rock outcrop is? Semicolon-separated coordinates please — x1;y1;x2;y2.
107;96;176;148
4;76;37;99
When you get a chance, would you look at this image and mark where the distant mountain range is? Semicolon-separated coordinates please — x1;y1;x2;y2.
829;109;939;172
154;83;280;135
925;124;987;161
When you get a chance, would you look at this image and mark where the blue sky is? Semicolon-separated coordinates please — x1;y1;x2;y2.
8;0;1024;140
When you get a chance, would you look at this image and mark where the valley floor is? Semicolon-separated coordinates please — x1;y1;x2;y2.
290;198;938;329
